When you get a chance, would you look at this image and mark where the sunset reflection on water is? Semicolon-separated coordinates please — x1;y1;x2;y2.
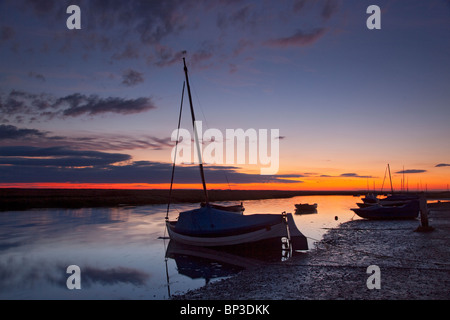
0;195;358;299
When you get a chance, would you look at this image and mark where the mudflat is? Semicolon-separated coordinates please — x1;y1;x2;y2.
174;202;450;300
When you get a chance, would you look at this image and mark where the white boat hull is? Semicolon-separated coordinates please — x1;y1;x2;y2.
166;219;289;247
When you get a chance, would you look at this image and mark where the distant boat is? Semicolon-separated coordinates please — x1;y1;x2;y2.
294;203;318;214
357;193;419;208
361;193;379;204
200;201;244;214
165;58;308;250
351;200;419;220
380;194;419;206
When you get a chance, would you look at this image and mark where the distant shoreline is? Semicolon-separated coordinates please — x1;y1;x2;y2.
1;188;449;211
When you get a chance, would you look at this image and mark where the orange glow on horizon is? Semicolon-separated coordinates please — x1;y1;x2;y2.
0;179;448;191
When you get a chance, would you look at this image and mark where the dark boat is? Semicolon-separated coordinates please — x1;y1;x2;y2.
361;193;379;204
200;201;244;213
351;200;420;220
294;203;317;214
357;193;420;208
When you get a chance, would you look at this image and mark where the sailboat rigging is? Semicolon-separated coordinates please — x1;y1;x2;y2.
183;58;209;205
165;58;308;249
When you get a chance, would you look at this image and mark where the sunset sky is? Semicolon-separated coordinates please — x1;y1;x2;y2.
1;0;449;191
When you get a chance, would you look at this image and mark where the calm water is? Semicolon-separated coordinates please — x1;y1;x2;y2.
0;195;360;299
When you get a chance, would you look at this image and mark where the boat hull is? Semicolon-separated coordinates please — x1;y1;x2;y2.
166;219;289;247
351;200;419;220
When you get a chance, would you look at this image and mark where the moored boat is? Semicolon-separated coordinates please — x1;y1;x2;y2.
294;203;318;214
351;200;420;220
200;201;244;213
165;58;308;251
361;193;379;204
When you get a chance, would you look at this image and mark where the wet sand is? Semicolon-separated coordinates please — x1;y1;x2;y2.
174;202;450;300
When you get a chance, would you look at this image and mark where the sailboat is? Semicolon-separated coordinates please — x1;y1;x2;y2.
200;201;245;214
351;164;420;219
351;200;419;220
165;58;307;250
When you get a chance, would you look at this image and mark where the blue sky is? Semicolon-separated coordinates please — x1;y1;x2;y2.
0;0;449;189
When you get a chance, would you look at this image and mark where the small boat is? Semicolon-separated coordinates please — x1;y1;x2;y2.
200;201;244;213
294;203;317;214
351;200;419;220
358;193;419;208
361;193;379;204
378;194;419;206
166;206;308;248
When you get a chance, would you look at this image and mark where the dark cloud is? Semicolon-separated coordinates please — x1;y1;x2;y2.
59;94;154;117
395;169;427;174
0;146;303;184
0;124;173;152
5;0;336;69
264;28;327;48
436;163;450;167
121;69;144;87
339;173;372;178
318;172;373;178
63;135;174;151
0;146;131;167
0;90;156;123
0;124;47;140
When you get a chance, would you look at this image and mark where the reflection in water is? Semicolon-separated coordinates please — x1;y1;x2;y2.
0;195;358;299
164;238;294;298
0;206;164;299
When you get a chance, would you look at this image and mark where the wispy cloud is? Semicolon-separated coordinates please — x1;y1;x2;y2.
436;163;450;167
264;28;327;48
395;169;427;174
319;172;373;179
3;0;340;70
0;124;49;140
0;146;304;184
0;125;173;152
0;90;156;123
121;69;144;87
0;146;131;167
339;173;373;178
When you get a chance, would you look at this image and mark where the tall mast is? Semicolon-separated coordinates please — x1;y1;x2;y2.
402;165;405;193
388;163;394;194
183;58;209;204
